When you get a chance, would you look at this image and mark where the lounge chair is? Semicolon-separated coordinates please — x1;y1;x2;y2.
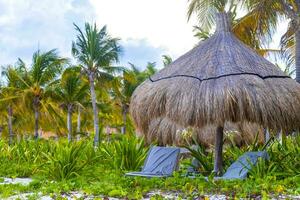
125;146;180;177
214;151;269;180
187;151;269;180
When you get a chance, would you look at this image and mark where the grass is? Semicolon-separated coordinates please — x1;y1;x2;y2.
0;134;299;199
1;171;299;199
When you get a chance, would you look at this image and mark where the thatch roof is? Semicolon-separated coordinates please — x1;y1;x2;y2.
145;118;264;147
130;12;300;134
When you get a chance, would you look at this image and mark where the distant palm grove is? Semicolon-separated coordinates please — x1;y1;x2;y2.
0;23;172;145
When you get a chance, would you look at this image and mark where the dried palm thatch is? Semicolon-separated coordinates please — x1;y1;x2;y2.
130;13;300;133
146;118;264;147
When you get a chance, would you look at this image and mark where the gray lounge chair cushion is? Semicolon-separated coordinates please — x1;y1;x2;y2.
215;151;269;180
126;146;180;177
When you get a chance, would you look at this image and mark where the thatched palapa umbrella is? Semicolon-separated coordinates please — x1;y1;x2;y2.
130;12;300;174
146;118;264;147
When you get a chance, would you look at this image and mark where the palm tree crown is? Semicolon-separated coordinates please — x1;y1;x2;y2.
72;23;122;75
15;49;67;139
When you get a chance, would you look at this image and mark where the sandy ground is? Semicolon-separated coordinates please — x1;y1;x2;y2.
1;178;300;200
0;177;32;186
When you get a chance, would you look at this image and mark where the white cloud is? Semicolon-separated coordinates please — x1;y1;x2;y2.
0;0;290;70
0;0;96;65
90;0;198;59
90;0;291;65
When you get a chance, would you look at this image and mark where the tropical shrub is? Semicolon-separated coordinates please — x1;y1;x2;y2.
0;139;50;177
249;135;300;179
100;135;148;171
41;140;97;181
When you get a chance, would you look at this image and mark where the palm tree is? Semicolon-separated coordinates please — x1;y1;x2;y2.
0;86;14;144
0;65;26;144
112;67;138;134
0;126;3;139
111;62;158;134
245;0;300;82
76;97;89;134
49;69;89;142
72;23;122;146
15;50;67;139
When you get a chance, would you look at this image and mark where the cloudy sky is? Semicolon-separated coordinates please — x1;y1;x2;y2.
0;0;288;70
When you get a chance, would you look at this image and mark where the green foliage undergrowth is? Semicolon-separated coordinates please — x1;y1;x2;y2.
0;134;299;199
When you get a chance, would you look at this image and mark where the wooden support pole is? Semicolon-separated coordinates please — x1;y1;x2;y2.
214;126;224;175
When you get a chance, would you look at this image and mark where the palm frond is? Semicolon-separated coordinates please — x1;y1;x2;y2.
72;23;122;71
280;20;296;68
243;0;285;44
193;26;211;41
187;0;240;31
162;55;173;67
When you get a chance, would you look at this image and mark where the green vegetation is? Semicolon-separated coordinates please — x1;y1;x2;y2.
101;135;149;171
0;22;161;145
0;135;299;199
41;141;97;181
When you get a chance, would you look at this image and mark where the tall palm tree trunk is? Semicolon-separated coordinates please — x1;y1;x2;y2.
7;105;13;145
33;97;39;140
89;74;100;146
296;29;300;83
0;126;3;139
121;104;128;134
67;105;73;142
77;106;81;133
